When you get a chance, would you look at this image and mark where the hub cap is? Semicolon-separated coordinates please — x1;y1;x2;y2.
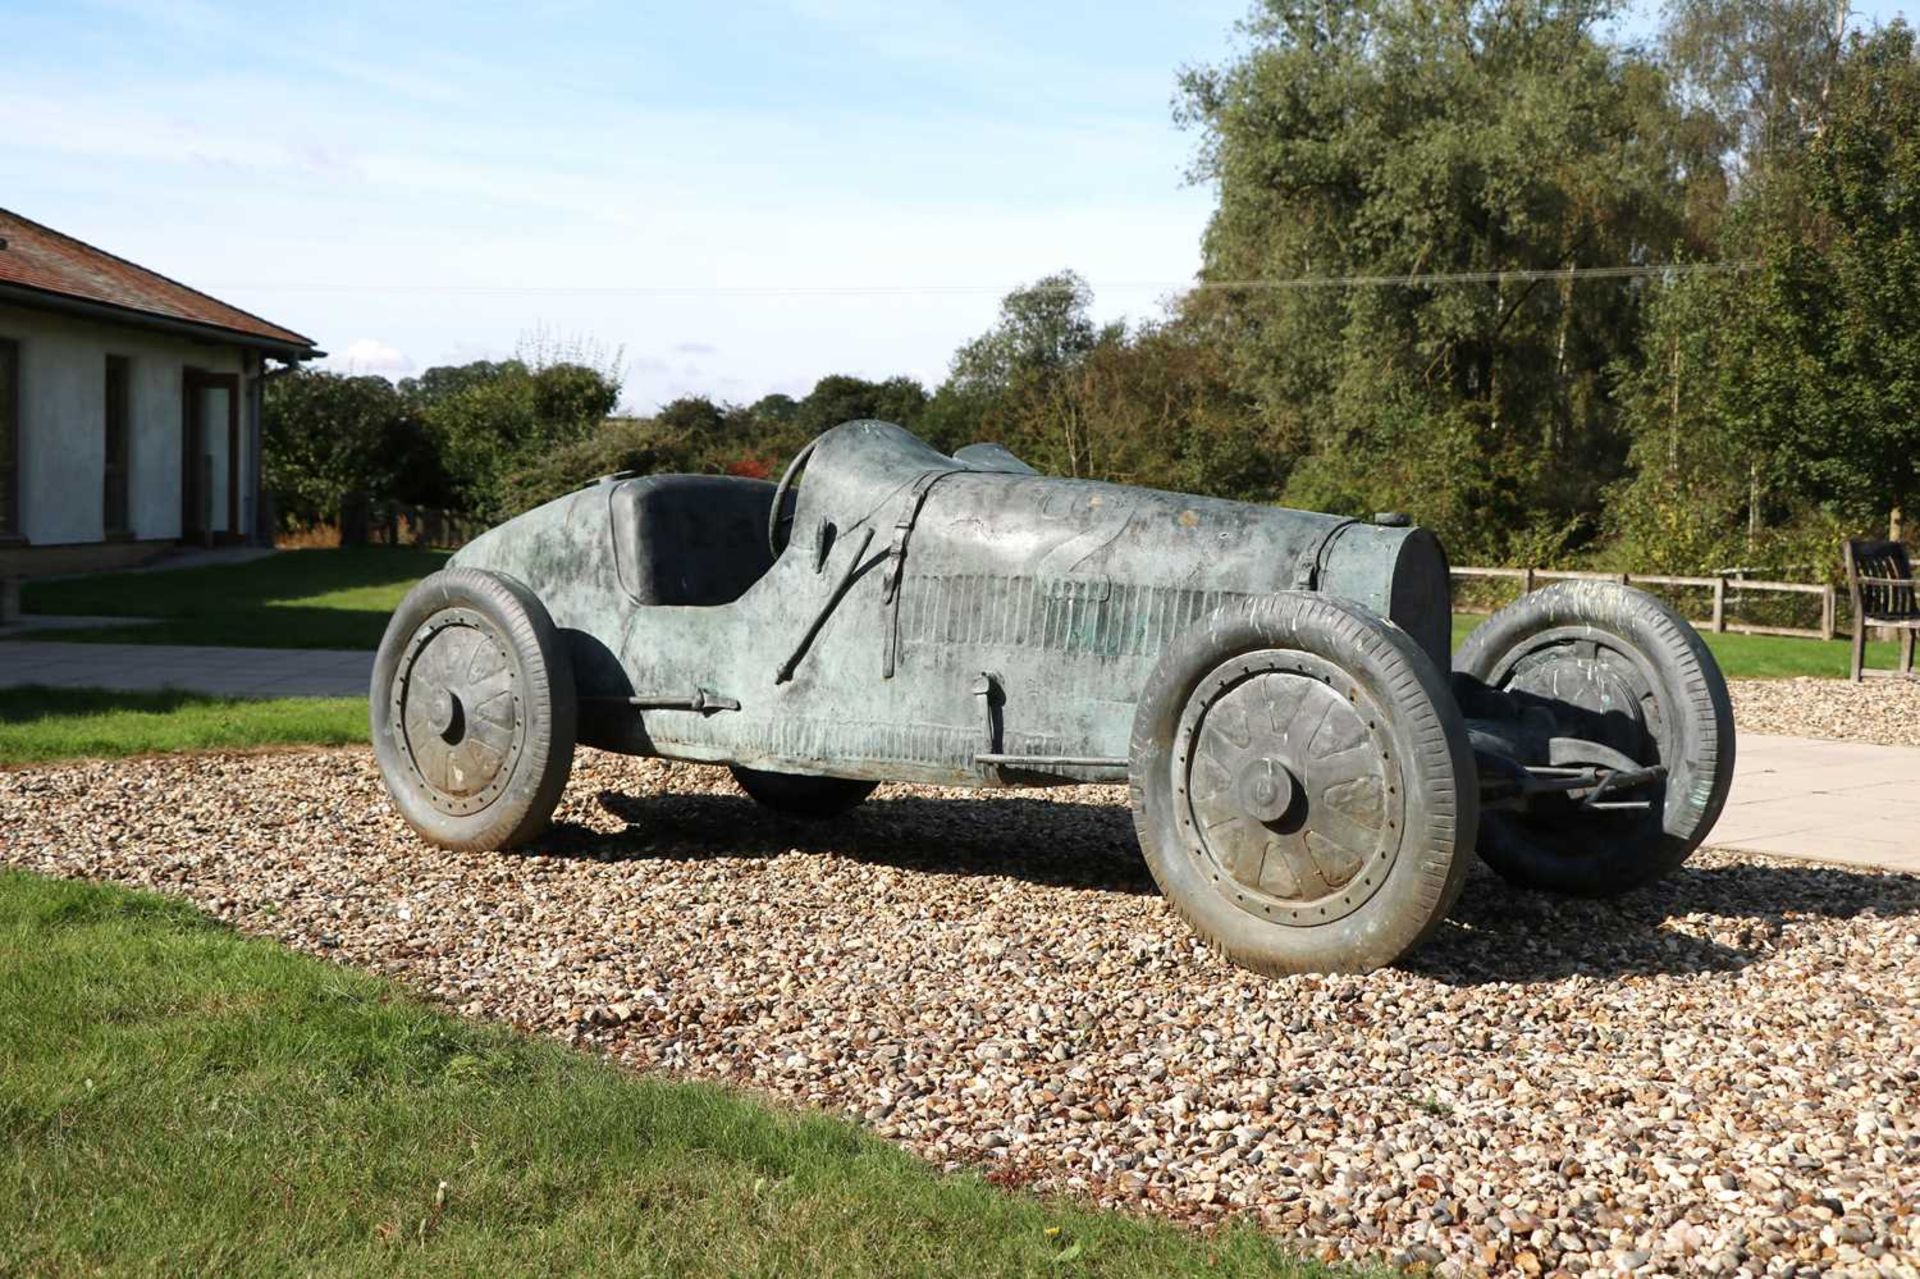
1174;652;1405;926
390;608;523;816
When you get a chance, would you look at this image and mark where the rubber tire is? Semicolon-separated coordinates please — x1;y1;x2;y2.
1454;581;1735;896
1130;593;1477;975
371;567;577;851
730;766;877;818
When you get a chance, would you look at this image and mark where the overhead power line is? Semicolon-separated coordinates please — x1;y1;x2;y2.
209;260;1755;299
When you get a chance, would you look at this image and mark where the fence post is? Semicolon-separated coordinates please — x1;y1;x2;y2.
1821;584;1836;642
1711;577;1726;632
1523;566;1537;594
339;491;369;547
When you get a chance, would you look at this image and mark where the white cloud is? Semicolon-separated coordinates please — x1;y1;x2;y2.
328;338;416;380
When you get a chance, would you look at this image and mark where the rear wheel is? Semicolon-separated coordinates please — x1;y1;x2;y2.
1454;581;1734;896
730;766;876;818
371;568;577;851
1130;593;1476;975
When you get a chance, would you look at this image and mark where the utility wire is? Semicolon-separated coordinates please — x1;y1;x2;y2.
208;260;1756;298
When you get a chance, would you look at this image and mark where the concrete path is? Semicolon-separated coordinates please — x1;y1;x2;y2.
1706;733;1920;875
0;614;157;639
0;641;372;698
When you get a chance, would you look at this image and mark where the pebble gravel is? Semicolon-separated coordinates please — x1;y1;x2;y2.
3;748;1917;1278
1729;678;1920;748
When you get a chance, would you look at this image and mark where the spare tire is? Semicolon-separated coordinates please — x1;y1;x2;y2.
1454;581;1734;896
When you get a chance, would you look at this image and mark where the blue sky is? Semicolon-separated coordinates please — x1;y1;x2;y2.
3;0;1911;411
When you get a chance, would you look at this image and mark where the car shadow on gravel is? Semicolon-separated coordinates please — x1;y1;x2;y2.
547;790;1161;895
552;789;1920;981
1412;858;1920;985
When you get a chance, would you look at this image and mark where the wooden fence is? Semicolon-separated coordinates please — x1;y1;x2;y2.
1452;566;1839;641
339;493;481;551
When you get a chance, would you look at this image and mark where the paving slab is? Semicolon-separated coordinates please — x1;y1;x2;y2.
1705;732;1920;874
0;641;372;699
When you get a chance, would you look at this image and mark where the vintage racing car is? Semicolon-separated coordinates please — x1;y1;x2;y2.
371;421;1735;973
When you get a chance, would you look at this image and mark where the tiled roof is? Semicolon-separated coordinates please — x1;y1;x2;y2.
0;207;318;354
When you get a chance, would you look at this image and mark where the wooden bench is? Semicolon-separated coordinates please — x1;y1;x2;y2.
1844;538;1920;681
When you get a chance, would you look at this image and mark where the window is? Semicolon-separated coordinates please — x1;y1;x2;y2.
104;355;131;536
0;338;18;539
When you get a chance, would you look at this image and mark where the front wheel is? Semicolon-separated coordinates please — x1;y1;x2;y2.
371;568;577;851
1130;593;1477;975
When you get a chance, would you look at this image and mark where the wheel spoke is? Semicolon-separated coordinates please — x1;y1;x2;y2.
1181;661;1396;917
395;616;522;809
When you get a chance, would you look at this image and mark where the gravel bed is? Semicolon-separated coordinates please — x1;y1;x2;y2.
1731;678;1920;748
3;749;1917;1278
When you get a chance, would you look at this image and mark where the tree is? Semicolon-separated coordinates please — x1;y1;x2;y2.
262;370;443;530
792;374;930;436
1178;0;1705;561
1661;0;1851;173
948;272;1101;397
409;360;621;518
937;271;1119;476
501;416;683;514
1067;314;1273;500
1612;23;1920;564
1795;24;1920;529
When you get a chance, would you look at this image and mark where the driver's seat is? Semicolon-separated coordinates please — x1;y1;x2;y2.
608;474;776;606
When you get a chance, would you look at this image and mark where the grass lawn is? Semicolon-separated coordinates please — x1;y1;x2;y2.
0;870;1343;1278
1449;613;1895;680
0;688;366;766
18;547;447;649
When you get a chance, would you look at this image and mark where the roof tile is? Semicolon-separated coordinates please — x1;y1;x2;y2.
0;208;317;352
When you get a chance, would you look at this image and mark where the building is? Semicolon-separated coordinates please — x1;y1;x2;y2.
0;208;322;578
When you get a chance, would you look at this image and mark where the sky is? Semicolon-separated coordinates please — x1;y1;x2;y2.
3;0;1912;413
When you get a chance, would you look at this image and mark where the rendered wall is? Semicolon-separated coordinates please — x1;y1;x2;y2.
0;301;252;546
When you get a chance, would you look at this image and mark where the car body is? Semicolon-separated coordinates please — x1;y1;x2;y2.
447;419;1452;788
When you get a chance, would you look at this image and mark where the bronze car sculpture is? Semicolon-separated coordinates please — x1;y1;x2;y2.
371;420;1735;974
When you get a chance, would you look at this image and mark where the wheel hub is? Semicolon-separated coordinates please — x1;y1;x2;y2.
1175;653;1405;926
427;688;464;742
1233;757;1298;824
391;609;523;816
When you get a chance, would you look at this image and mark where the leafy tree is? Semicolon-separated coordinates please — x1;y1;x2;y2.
747;393;801;426
948;272;1102;397
792;374;930;436
409;360;620;518
937;271;1121;476
1661;0;1851;172
1178;0;1705;561
262;370;443;530
1612;22;1920;566
1068;315;1273;499
501;416;683;514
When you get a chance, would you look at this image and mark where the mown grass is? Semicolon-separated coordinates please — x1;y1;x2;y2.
17;547;447;649
0;870;1347;1278
1450;613;1897;679
0;688;366;765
